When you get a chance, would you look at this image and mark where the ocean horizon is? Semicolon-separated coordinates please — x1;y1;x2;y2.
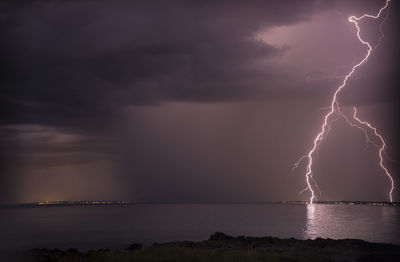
1;203;399;252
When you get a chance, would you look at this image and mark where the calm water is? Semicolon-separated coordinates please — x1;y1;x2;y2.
0;204;399;251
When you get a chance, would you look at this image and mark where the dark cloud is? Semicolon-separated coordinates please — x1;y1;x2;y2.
0;0;399;203
0;0;318;128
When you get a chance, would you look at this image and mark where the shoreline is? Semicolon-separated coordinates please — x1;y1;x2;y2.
2;200;399;208
27;232;400;262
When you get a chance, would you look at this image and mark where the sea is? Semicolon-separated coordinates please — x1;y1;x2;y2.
0;203;399;252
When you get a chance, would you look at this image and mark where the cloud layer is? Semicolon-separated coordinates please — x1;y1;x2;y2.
0;0;399;203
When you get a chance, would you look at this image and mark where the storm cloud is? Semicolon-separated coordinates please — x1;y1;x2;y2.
0;0;399;203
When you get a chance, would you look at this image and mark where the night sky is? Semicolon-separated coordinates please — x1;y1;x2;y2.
0;0;399;204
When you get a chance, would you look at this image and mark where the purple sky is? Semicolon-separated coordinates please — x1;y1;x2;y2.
0;0;399;203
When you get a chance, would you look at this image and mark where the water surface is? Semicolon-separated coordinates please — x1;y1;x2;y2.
0;204;399;251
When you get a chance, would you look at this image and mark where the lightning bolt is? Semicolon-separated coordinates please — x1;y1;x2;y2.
295;0;394;203
351;107;395;202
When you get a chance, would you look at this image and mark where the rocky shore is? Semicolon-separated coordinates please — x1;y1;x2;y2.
29;232;400;262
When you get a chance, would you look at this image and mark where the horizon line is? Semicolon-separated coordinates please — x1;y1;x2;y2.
1;200;399;207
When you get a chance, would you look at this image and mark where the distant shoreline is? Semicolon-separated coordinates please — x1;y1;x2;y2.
1;200;399;208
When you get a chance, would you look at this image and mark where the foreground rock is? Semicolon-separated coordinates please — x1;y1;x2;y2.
29;232;400;262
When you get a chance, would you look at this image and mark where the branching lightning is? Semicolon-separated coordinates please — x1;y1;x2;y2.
351;107;395;201
294;0;394;203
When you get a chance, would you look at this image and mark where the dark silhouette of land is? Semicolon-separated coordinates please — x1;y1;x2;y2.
27;232;400;262
2;200;399;208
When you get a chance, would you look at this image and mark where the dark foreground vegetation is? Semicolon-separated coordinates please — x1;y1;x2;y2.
28;232;399;262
